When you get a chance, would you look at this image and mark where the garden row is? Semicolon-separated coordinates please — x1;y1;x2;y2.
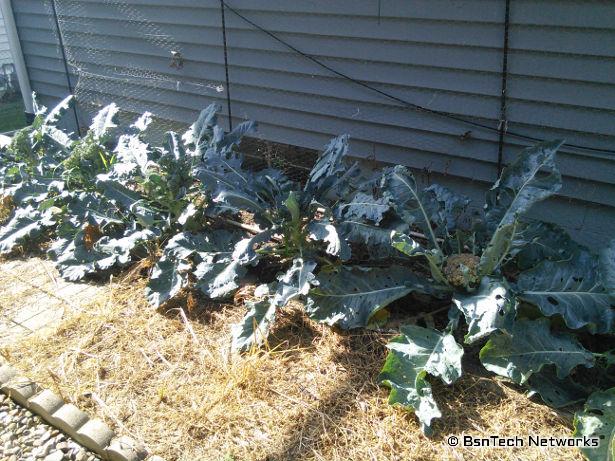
0;95;613;460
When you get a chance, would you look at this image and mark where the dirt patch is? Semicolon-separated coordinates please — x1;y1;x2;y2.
1;264;583;461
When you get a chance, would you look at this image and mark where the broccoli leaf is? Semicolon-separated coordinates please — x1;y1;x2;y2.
573;388;615;461
484;141;564;234
515;252;615;334
335;191;390;225
479;318;594;384
231;258;316;351
90;103;119;140
0;206;53;254
383;166;441;252
452;277;516;344
526;366;588;408
378;324;463;435
306;266;445;329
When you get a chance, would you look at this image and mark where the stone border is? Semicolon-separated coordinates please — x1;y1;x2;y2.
0;363;155;461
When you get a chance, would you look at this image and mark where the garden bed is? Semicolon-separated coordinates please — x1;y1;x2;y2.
0;97;613;461
1;259;582;461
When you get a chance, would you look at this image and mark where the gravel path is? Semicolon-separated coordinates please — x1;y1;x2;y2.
0;393;101;461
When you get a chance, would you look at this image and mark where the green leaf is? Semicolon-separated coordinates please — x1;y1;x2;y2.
391;231;447;284
526;366;588;408
307;221;350;260
383;165;441;251
90;103;119;140
231;259;316;351
304;135;359;204
232;229;274;265
43;95;73;126
95;229;156;267
146;233;220;306
422;184;470;235
231;299;277;352
335;191;390;225
53;227;155;281
479;318;595;384
510;221;580;270
146;231;247;307
271;258;316;307
8;181;56;206
65;192;123;227
0;206;50;254
146;256;192;307
378;324;463;435
484;140;563;234
214;189;270;217
574;388;615;461
183;103;218;149
194;258;246;299
131;112;153;133
96;178;142;210
478;221;517;276
452;277;516;344
306;266;445;330
337;219;407;259
114;133;151;176
515;252;615;334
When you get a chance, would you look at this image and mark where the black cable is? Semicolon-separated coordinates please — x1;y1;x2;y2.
49;0;81;135
222;1;615;157
497;0;511;175
219;0;233;131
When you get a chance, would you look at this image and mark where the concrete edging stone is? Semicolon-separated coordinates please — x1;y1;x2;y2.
0;361;155;461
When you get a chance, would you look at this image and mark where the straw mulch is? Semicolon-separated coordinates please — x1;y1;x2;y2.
2;268;583;461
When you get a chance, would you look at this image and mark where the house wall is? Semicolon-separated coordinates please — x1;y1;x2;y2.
10;0;615;246
0;8;13;66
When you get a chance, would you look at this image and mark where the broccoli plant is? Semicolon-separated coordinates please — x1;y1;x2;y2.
144;105;441;352
1;94;613;455
0;95;76;253
0;97;211;279
374;141;615;434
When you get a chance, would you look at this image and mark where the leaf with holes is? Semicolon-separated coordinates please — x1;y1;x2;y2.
479;318;595;384
334;191;390;225
573;388;615;461
515;252;615;334
307;221;350;259
484;140;563;234
526;366;589;408
510;220;581;270
306;266;446;330
452;277;516;344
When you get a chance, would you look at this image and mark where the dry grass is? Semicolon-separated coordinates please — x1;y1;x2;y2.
2;271;583;461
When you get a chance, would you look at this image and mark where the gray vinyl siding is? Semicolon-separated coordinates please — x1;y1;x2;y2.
10;0;615;246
